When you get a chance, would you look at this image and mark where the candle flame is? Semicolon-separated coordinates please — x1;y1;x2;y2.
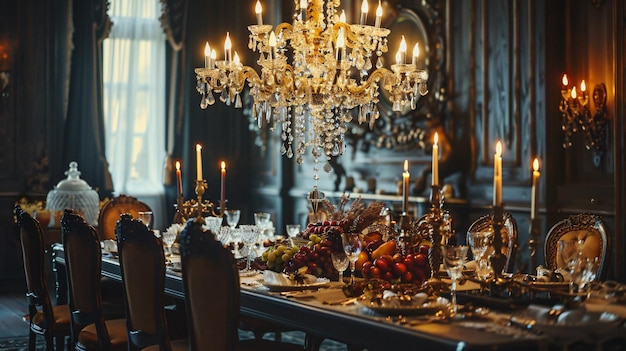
361;0;369;14
562;74;568;86
412;43;419;59
204;42;211;56
404;159;408;172
496;141;502;156
376;1;383;17
533;158;539;172
339;10;346;23
196;144;202;152
300;0;307;9
255;0;262;15
399;35;407;53
580;80;586;92
336;28;345;49
269;31;277;47
434;132;438;145
176;161;181;171
224;32;232;50
221;161;226;170
571;86;577;99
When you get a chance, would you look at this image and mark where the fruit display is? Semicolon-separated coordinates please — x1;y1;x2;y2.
282;229;344;278
260;244;299;272
360;242;432;286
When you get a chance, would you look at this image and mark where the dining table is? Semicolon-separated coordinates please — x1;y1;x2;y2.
51;244;626;351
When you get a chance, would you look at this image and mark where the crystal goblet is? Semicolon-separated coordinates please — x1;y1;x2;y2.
331;252;350;284
341;233;362;284
442;245;468;315
225;209;240;228
240;225;260;272
137;211;153;229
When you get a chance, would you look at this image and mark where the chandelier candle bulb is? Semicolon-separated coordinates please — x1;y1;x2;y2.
402;160;410;214
255;0;263;25
375;1;382;28
399;36;407;64
204;42;211;69
196;144;203;181
412;43;419;65
220;161;226;209
210;49;216;68
224;32;232;62
336;28;345;61
360;0;368;25
269;31;277;60
432;132;439;186
493;141;502;206
531;158;540;220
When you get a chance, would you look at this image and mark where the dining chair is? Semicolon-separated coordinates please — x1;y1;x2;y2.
14;205;72;351
60;209;128;351
466;212;519;273
115;214;188;351
178;218;304;351
98;194;152;241
544;213;610;280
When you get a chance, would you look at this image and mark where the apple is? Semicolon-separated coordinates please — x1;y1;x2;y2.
370;266;381;278
374;257;390;272
402;271;413;283
392;253;403;263
392;262;407;276
414;253;428;267
383;271;394;281
403;256;414;269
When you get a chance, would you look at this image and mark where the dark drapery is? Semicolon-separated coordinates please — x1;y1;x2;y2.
63;0;113;198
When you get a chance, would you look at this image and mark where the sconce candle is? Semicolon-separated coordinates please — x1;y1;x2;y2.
220;161;226;208
412;43;419;65
176;161;183;200
255;0;263;25
402;160;410;214
204;42;211;69
531;158;540;220
374;1;382;28
398;36;407;64
224;32;232;62
432;132;439;186
196;144;203;181
360;0;368;25
493;141;502;206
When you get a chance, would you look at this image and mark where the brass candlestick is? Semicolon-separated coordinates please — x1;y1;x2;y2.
175;179;224;224
427;185;444;279
490;204;507;278
527;218;542;274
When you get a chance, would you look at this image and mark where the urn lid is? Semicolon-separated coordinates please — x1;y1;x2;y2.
46;162;100;225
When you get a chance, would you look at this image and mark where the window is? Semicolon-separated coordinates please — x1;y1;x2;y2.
103;0;166;227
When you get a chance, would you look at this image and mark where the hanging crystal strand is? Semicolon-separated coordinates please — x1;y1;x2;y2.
234;92;242;108
220;89;228;103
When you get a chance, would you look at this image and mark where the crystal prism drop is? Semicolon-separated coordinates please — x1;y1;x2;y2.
280;144;287;155
207;91;215;105
323;162;332;172
235;93;242;108
287;146;293;158
200;96;208;109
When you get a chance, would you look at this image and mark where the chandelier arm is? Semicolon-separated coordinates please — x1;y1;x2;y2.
344;67;393;95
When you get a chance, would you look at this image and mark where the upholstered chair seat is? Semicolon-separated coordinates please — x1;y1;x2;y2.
29;304;72;334
76;319;128;351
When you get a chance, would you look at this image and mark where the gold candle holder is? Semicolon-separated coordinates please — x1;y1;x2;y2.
175;179;225;224
527;218;542;274
490;204;507;278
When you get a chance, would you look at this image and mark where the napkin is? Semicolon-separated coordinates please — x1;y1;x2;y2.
262;270;316;286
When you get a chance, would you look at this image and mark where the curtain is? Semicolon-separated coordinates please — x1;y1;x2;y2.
102;0;167;229
63;0;113;198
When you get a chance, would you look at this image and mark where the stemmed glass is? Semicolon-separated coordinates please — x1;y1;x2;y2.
137;211;153;229
442;245;468;315
254;212;271;238
286;224;301;245
204;216;223;234
559;239;582;293
161;230;177;258
331;252;350;284
229;227;242;258
341;234;362;284
225;209;241;228
467;230;493;281
240;225;260;272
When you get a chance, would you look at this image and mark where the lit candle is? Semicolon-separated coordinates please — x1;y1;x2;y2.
224;32;232;62
339;10;346;23
561;74;569;89
269;31;277;60
233;51;240;65
204;42;211;69
300;0;307;21
412;43;419;65
571;86;577;99
360;0;369;25
432;132;439;186
220;161;226;207
336;28;345;61
493;141;502;206
375;0;383;28
210;49;216;68
402;160;410;214
255;0;263;25
196;144;203;181
399;35;407;64
531;158;540;220
176;161;183;200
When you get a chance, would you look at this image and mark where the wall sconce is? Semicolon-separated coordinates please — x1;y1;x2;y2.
559;74;609;167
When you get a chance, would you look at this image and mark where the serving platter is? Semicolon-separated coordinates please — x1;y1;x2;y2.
261;278;331;292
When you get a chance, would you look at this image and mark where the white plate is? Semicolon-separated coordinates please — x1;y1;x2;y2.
355;298;447;316
261;278;331;292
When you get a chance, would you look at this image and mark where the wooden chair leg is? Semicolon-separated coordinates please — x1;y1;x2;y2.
55;335;65;350
45;335;53;350
28;331;36;351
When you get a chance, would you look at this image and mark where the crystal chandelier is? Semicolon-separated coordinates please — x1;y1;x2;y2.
195;0;428;180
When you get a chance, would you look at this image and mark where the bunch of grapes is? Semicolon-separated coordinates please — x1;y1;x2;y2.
283;231;344;278
261;244;299;272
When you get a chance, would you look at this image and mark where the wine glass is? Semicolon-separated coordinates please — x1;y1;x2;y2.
204;216;223;234
467;230;493;281
254;212;271;238
442;245;468;315
229;227;242;258
137;211;153;229
225;209;241;228
161;230;177;257
559;239;581;292
331;252;350;284
341;234;362;284
240;225;260;272
286;224;301;245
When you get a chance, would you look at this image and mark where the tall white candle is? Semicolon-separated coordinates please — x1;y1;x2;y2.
402;160;410;214
224;32;232;62
531;158;540;219
360;0;368;25
432;132;439;186
493;141;502;206
196;144;203;181
176;161;183;199
412;43;419;65
255;0;263;25
204;42;211;69
220;161;226;207
374;1;382;27
398;36;407;64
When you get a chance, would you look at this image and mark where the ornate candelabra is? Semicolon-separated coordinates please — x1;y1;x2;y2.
559;75;609;167
176;180;225;224
527;218;542;274
490;204;507;279
194;0;428;179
